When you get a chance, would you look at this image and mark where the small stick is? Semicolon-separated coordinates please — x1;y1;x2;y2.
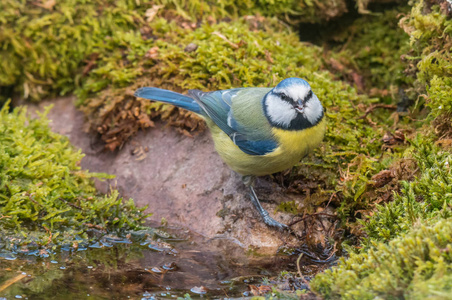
325;192;337;208
358;104;397;119
296;253;310;287
288;212;337;227
212;31;239;49
0;273;28;292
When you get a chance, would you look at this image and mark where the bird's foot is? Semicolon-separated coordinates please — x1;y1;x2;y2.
258;208;289;230
248;184;289;230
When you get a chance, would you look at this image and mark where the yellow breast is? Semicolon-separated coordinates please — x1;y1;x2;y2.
269;117;327;158
210;118;326;176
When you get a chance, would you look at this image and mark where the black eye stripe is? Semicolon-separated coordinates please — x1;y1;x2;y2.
277;92;292;103
303;90;313;103
275;90;313;105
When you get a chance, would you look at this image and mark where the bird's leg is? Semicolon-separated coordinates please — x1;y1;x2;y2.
242;175;289;230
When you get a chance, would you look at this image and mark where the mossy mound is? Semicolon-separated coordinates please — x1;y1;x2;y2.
0;0;404;104
311;141;452;299
399;0;452;136
362;141;452;244
0;103;150;253
311;0;452;297
311;217;452;299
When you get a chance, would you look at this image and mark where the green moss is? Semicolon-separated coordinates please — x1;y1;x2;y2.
311;217;452;299
327;7;413;99
0;0;401;105
310;1;452;297
153;19;325;91
0;0;152;102
277;201;299;214
363;139;452;244
0;103;150;251
311;138;452;298
399;0;452;125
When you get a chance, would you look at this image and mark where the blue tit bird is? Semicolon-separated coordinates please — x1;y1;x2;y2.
135;78;326;229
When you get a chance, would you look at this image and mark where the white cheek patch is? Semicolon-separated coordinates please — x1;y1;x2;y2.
265;94;297;127
304;96;323;124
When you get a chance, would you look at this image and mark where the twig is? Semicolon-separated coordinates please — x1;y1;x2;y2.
229;274;266;282
83;223;106;231
222;288;229;298
0;273;28;292
324;242;338;262
358;104;397;119
288;212;337;227
212;31;239;49
59;198;82;210
27;193;41;206
296;253;310;287
325;192;337;208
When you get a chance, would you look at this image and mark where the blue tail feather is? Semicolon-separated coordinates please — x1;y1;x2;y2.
135;87;202;114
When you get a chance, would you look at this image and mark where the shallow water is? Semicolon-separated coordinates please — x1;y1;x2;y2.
0;225;301;299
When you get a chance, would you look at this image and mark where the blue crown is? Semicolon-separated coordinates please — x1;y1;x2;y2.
276;77;310;89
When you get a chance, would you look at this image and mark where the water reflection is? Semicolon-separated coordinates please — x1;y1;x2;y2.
0;225;293;299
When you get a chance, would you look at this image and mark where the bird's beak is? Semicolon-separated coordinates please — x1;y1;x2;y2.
295;100;304;113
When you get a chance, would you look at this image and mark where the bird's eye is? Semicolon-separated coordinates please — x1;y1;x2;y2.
280;93;291;102
303;90;313;103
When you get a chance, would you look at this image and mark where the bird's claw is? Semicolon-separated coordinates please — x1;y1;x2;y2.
248;183;289;230
261;212;289;230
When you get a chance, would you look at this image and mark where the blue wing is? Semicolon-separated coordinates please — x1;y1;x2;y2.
230;138;278;156
135;86;277;156
188;89;278;156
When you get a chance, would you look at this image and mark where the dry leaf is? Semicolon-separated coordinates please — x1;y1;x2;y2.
145;5;164;23
34;0;56;10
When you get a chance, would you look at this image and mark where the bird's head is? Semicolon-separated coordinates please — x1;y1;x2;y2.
263;77;324;130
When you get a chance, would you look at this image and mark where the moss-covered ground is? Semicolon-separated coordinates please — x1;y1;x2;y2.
0;103;153;255
309;0;452;298
1;0;452;297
